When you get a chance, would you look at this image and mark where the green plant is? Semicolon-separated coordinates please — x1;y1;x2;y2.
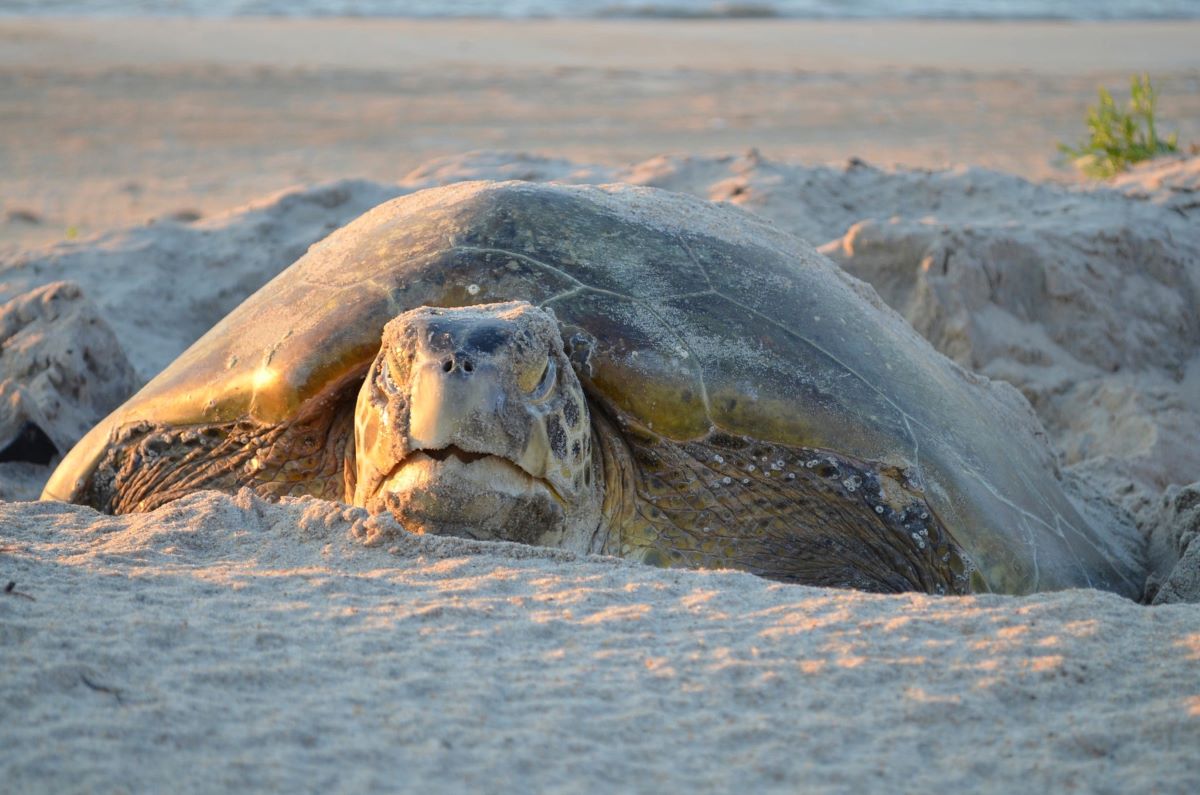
1059;73;1179;179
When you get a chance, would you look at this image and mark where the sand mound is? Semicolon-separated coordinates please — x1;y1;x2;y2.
0;282;137;456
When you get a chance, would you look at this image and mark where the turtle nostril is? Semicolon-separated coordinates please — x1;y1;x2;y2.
441;355;474;374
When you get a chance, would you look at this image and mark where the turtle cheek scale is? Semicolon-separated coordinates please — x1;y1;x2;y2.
351;301;603;551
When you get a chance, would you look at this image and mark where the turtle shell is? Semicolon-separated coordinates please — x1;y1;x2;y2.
45;180;1142;596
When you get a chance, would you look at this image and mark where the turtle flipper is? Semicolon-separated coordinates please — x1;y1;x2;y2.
608;426;973;595
88;402;354;514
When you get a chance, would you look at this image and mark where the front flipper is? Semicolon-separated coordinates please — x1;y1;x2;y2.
85;401;355;514
603;424;974;595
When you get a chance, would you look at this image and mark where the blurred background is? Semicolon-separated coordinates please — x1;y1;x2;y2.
2;0;1198;249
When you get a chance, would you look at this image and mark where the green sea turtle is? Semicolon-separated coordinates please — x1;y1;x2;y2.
43;181;1144;596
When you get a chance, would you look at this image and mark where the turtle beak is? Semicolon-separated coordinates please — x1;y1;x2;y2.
407;351;511;456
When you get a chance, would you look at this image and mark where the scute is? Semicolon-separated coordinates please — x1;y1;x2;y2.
46;180;1143;597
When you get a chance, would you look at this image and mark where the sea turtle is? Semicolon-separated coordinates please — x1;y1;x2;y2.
43;181;1144;596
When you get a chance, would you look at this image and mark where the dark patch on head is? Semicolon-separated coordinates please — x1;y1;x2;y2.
563;397;580;428
572;439;582;461
546;416;568;460
465;324;510;355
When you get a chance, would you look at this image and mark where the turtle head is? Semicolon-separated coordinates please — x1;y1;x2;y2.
352;301;602;548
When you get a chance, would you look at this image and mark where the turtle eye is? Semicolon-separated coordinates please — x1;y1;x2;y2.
528;355;557;402
380;359;400;394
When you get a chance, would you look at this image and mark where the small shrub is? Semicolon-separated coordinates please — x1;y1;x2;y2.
1059;73;1178;179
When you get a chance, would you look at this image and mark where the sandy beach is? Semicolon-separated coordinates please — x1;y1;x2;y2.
3;15;1200;794
3;18;1199;249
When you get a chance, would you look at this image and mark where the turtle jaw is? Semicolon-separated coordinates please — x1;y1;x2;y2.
416;444;569;506
369;448;568;544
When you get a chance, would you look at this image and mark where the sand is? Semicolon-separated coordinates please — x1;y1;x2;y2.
3;18;1200;249
3;490;1199;793
2;16;1200;793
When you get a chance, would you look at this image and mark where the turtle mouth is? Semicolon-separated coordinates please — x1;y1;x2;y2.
370;445;569;544
420;445;493;466
385;445;565;506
